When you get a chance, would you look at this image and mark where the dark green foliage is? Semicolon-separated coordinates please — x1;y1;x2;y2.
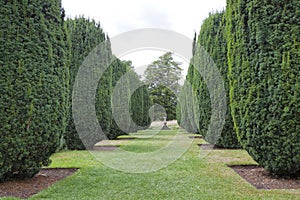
97;58;129;140
97;59;151;140
144;52;183;120
151;85;177;120
65;17;106;150
226;0;300;175
65;18;151;147
0;0;68;181
192;32;197;56
177;65;199;134
130;84;152;131
197;12;240;148
178;12;240;148
176;101;182;126
96;58;117;140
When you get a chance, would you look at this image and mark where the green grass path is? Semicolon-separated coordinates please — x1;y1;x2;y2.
2;127;299;199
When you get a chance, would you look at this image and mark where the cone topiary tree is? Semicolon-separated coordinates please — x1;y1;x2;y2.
226;0;300;175
178;11;240;148
66;18;151;147
98;59;152;140
177;65;199;134
65;17;107;150
0;0;69;181
177;32;201;134
196;11;240;148
128;70;152;132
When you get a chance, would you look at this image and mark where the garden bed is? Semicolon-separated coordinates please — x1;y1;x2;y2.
229;165;300;190
0;168;77;199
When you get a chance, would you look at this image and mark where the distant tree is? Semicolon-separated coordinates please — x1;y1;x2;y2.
144;52;183;120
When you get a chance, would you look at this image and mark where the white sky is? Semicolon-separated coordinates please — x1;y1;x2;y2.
62;0;226;82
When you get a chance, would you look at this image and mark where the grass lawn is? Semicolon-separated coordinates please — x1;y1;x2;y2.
2;126;299;200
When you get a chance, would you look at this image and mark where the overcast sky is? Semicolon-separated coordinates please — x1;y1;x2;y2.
62;0;226;81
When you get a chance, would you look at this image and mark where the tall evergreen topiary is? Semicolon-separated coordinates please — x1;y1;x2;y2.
178;12;240;148
226;0;300;175
65;17;106;150
98;59;152;140
0;1;68;181
129;74;152;132
66;19;151;147
177;65;199;134
98;58;128;140
195;11;240;148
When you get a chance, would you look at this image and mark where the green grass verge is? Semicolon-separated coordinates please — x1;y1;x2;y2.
1;128;299;200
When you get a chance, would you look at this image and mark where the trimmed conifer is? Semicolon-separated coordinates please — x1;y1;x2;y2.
65;17;106;150
0;0;68;181
226;0;300;175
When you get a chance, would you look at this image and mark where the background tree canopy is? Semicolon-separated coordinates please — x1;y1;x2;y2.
144;52;183;120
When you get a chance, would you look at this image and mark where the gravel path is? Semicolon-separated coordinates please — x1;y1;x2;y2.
150;120;178;127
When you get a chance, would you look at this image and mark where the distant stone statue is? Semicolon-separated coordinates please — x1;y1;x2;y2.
161;117;170;130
